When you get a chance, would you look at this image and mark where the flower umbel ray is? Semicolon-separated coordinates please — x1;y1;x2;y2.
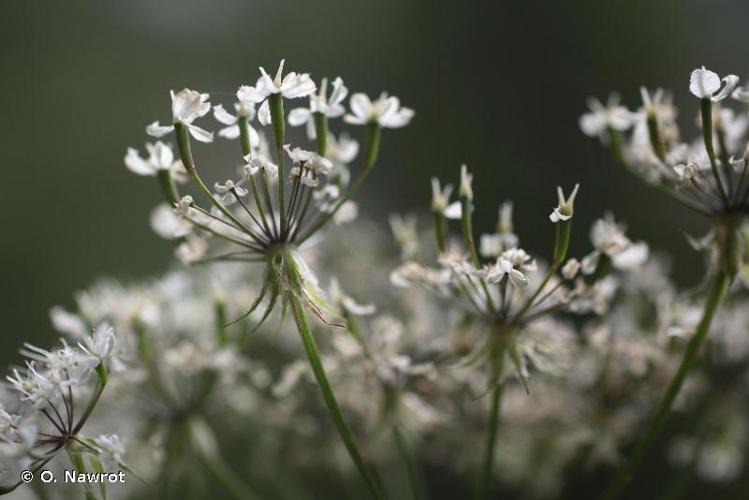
132;61;413;333
127;60;412;500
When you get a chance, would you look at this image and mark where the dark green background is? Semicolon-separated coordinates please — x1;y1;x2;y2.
2;1;749;498
3;0;748;361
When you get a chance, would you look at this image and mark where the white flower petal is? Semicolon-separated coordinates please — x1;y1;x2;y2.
124;148;155;176
212;105;238;126
218;125;241;139
288;107;311;126
146;121;174;138
187;124;214;143
444;201;463;219
258;100;271;126
689;67;721;99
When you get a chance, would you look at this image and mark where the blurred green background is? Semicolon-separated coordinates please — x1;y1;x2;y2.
1;0;747;383
3;1;749;499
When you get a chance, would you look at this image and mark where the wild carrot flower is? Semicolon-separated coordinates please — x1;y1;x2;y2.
581;66;749;500
0;328;119;495
125;60;412;500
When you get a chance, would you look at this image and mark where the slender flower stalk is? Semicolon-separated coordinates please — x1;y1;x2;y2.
128;62;412;498
582;66;747;499
288;291;385;499
476;338;506;500
599;271;729;500
391;166;602;499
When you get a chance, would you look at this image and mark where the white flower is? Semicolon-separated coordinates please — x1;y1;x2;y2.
290;166;319;187
242;153;278;181
498;201;514;233
344;92;414;128
689;67;739;102
94;434;126;465
176;236;207;264
481;248;536;288
389;214;419;257
212;103;260;144
237;60;316;127
482;232;519;258
333;201;358;225
549;183;580;223
213;179;248;197
479;234;504;258
484;257;529;288
313;184;340;206
430;177;454;213
78;323;117;366
173;195;194;217
458;164;473;200
284;145;333;175
611;242;649;270
0;411;36;457
146;89;214;143
444;201;462;220
150;203;192;240
579;94;635;139
501;248;537;273
561;258;581;280
732;83;749;103
49;306;87;338
590;214;649;270
673;163;698;182
124;142;186;180
325;133;359;164
289;77;348;138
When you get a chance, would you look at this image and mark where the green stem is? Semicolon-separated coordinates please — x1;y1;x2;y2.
157;169;178;205
646;112;666;163
700;99;729;204
238;116;275;239
432;211;447;253
174;123;258;238
72;365;107;435
288;292;384;500
313;112;328;156
268;94;287;237
201;452;261;500
392;425;426;500
460;197;479;267
67;449;97;500
214;299;228;346
599;270;730;500
297;123;381;243
477;347;505;500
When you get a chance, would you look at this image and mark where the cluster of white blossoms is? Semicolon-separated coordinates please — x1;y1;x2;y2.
579;66;749;500
4;213;744;499
127;60;413;335
0;324;126;495
580;66;749;280
5;62;749;499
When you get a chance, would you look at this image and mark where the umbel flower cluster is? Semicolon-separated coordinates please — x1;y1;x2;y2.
1;63;748;500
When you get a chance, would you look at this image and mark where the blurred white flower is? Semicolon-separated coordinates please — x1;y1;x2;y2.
237;59;316;126
289;77;349;138
579;94;635;139
689;67;738;101
124;141;186;179
146;89;214;142
549;184;580;223
344;92;413;128
212;102;260;143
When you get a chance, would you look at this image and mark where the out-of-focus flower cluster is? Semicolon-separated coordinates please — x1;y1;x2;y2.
2;211;745;498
